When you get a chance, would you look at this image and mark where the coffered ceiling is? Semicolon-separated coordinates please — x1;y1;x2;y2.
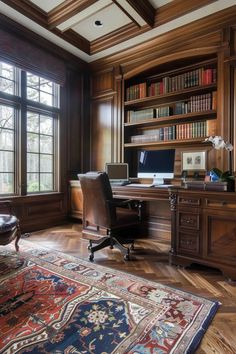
0;0;236;63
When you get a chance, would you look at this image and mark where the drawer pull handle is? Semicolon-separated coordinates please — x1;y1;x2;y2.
222;201;227;206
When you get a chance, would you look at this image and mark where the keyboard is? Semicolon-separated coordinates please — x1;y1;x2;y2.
128;183;173;188
110;181;131;186
155;184;173;188
128;183;154;187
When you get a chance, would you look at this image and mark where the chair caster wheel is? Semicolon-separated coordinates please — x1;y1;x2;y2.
124;254;130;261
89;254;94;262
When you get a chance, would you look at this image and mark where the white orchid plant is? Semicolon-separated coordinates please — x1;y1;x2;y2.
204;136;233;151
204;136;234;181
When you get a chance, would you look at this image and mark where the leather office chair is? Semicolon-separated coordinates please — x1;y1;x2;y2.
0;200;21;251
79;172;141;261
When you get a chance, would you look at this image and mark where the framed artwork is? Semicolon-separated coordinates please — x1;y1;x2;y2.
182;151;206;171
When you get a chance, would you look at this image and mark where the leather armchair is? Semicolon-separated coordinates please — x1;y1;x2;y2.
0;200;21;251
78;172;141;261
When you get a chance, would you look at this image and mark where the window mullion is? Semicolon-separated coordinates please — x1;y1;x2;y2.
20;71;27;195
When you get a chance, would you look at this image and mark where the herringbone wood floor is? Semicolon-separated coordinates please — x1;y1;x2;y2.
25;223;236;354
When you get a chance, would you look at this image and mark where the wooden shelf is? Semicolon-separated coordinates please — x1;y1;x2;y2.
124;84;217;109
124;110;216;128
124;137;207;148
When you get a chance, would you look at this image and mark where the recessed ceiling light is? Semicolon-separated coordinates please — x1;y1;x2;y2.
93;20;103;28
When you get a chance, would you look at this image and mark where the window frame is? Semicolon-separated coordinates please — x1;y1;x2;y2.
0;61;60;196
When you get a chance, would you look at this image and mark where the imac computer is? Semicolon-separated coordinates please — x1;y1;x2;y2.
138;149;175;186
105;163;130;185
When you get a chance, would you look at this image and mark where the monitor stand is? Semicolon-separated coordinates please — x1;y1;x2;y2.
152;177;164;186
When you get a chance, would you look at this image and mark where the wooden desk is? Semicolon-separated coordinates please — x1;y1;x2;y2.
69;181;236;278
69;181;172;242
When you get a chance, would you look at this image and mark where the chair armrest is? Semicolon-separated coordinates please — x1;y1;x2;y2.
108;199;142;220
108;199;134;208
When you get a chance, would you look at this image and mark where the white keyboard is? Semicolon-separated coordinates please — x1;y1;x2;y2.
155;184;173;188
128;183;173;188
128;183;154;187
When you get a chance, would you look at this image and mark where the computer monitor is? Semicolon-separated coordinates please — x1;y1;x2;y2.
138;149;175;185
105;163;129;183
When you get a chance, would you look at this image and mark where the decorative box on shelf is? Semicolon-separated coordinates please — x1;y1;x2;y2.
184;180;234;192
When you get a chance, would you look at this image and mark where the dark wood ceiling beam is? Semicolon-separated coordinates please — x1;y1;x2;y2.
0;13;87;68
91;0;218;54
1;0;48;26
126;0;155;27
47;0;98;29
91;23;146;54
53;28;91;55
155;0;218;27
1;0;91;54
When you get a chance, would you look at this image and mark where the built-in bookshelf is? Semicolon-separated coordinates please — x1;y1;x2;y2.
123;57;217;149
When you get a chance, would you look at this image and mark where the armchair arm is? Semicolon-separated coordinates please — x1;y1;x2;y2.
107;199;142;220
107;198;134;208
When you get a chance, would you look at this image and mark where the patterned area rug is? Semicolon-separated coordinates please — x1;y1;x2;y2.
0;240;219;354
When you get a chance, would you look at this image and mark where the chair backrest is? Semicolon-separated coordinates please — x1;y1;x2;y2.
79;172;116;229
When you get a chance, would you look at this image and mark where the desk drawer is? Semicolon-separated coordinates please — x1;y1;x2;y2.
179;212;200;230
177;232;200;254
178;197;201;206
205;199;236;209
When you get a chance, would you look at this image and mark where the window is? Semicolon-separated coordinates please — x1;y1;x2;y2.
0;104;15;194
0;61;60;195
0;62;16;95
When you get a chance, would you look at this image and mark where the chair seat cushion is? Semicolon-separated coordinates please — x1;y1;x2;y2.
0;214;18;233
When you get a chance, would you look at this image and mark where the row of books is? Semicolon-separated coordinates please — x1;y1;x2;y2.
126;67;217;101
126;82;146;101
148;67;217;96
130;121;208;143
189;92;216;112
126;108;154;122
126;92;217;123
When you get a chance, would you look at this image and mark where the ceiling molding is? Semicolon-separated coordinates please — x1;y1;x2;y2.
155;0;217;26
125;0;155;27
0;13;88;68
90;0;217;55
1;0;90;54
1;0;48;26
112;0;142;28
47;0;98;29
54;28;90;55
1;0;236;63
1;0;219;56
89;4;236;69
91;22;146;54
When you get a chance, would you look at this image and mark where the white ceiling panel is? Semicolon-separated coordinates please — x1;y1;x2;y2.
29;0;64;13
57;0;112;32
72;3;131;41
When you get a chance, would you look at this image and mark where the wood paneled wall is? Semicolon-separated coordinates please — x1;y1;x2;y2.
89;68;122;171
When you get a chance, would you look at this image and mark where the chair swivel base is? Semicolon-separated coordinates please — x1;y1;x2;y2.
88;236;132;261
